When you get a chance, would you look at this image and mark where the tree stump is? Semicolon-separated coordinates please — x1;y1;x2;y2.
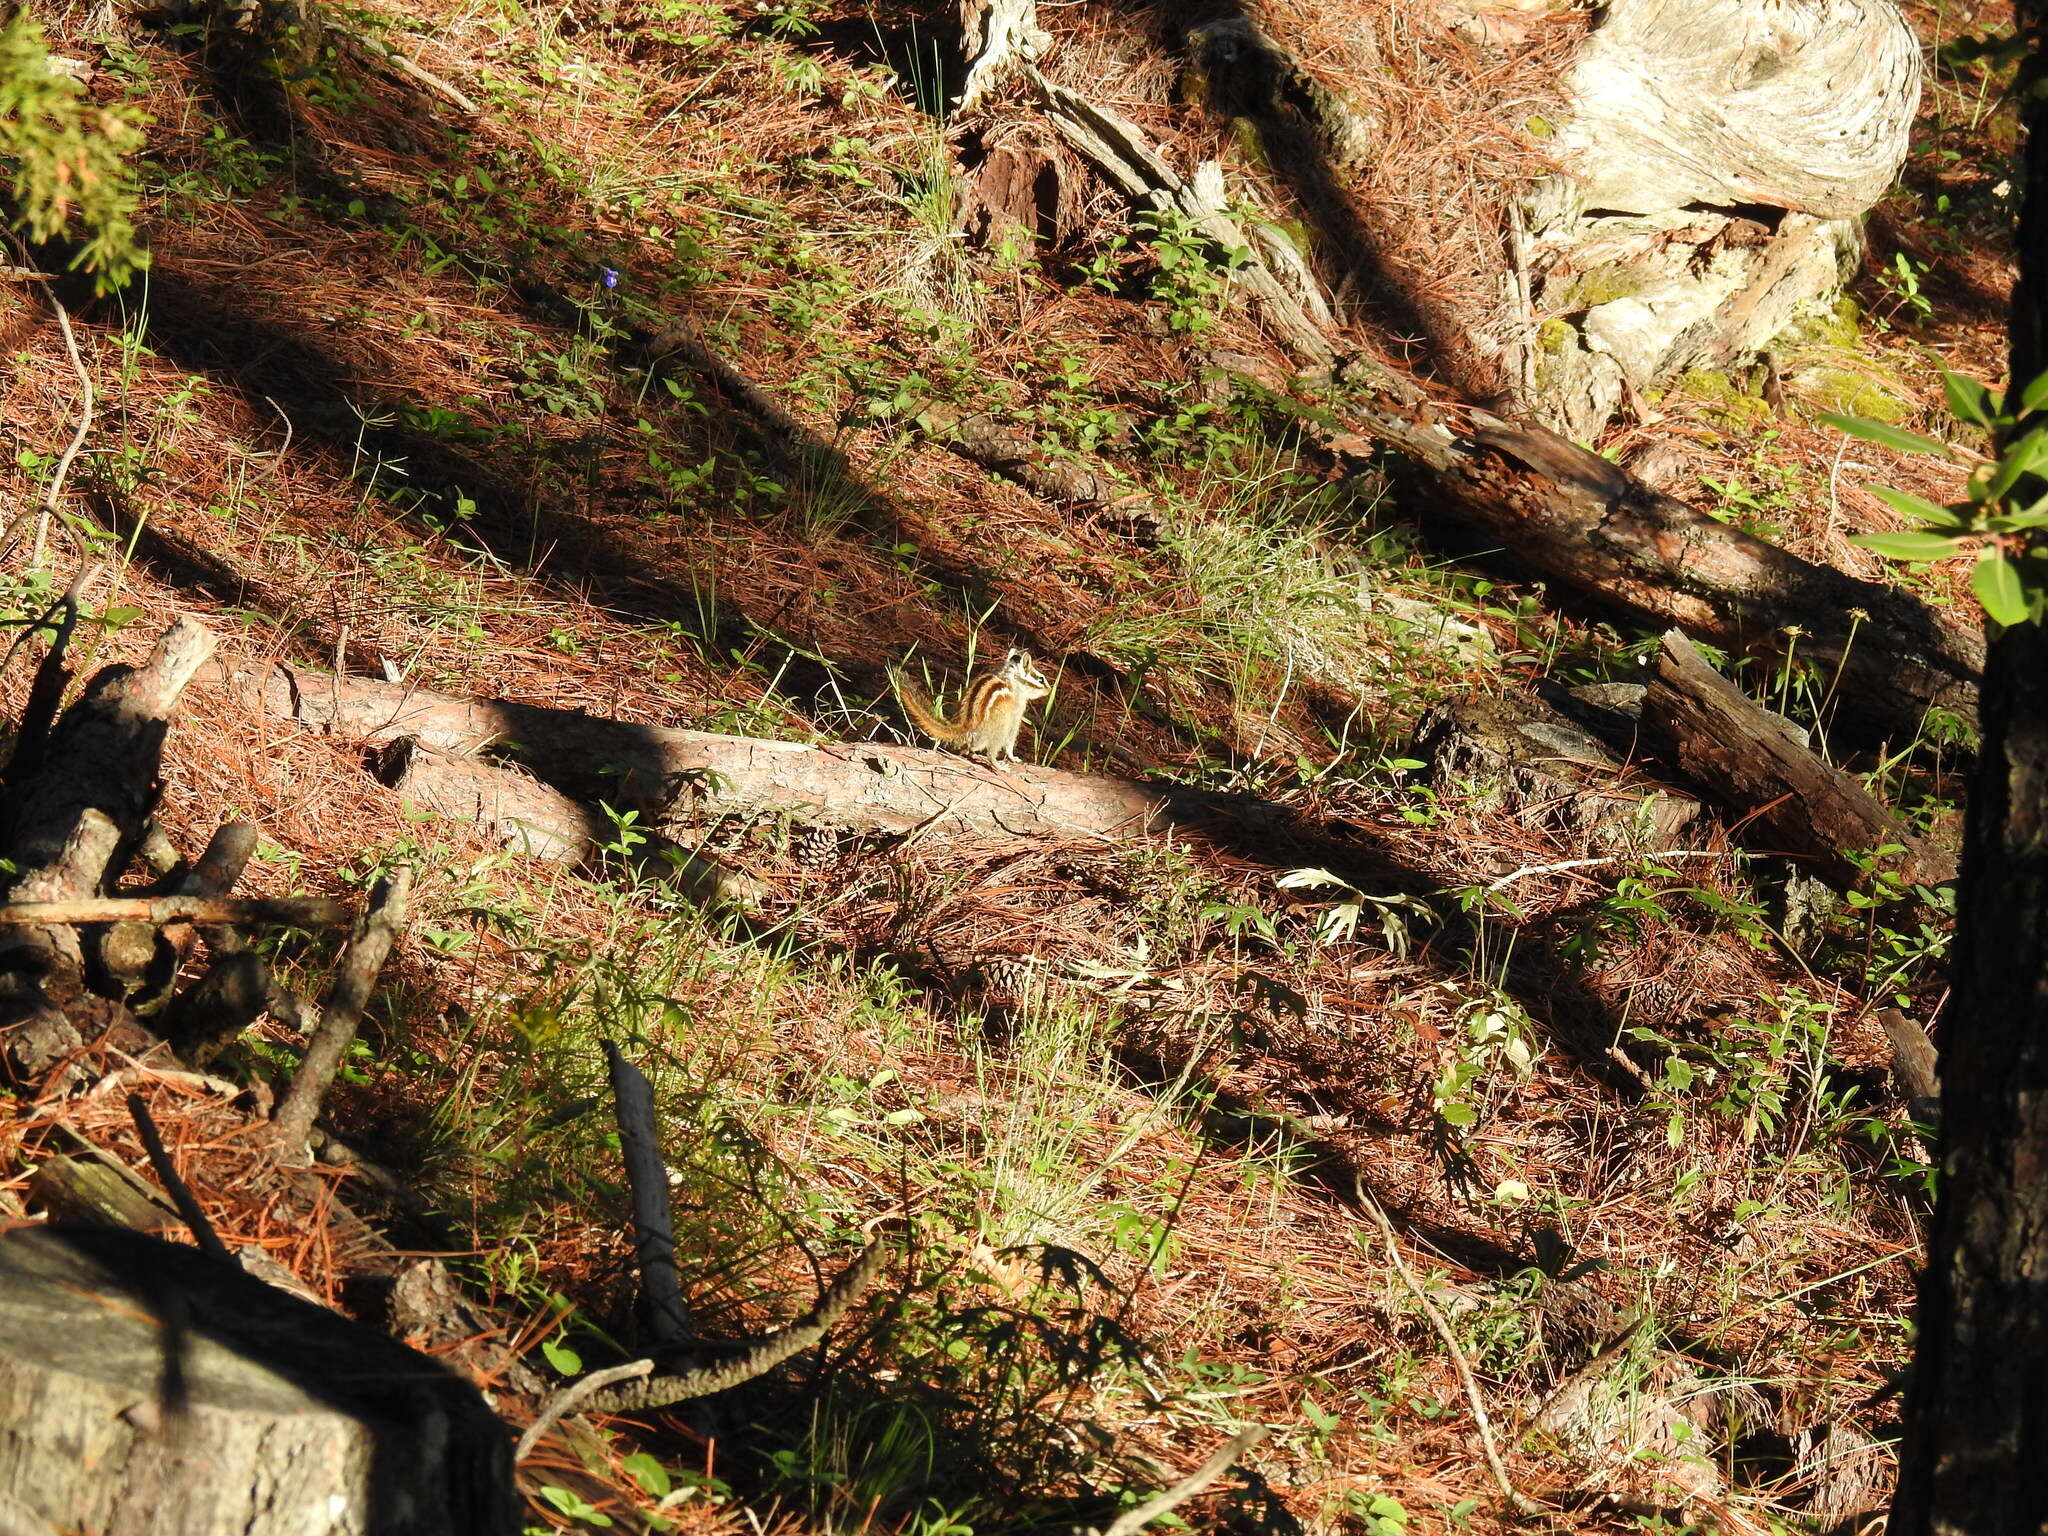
1523;0;1921;435
0;1225;517;1536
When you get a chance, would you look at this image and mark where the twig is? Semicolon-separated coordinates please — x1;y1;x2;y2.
602;1039;692;1348
0;895;351;927
1354;1179;1540;1516
1097;1426;1270;1536
1483;849;1727;894
126;1093;231;1262
515;1359;655;1462
346;32;479;113
581;1233;893;1414
272;866;413;1152
0;243;96;566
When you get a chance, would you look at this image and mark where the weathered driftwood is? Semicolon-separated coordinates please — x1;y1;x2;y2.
0;1225;517;1536
207;659;1277;844
373;736;754;905
1640;630;1954;890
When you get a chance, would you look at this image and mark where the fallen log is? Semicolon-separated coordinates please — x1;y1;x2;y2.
206;659;1280;844
1321;404;1984;746
373;735;757;905
1640;629;1955;891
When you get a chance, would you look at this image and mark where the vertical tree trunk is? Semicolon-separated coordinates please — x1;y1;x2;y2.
1889;10;2048;1533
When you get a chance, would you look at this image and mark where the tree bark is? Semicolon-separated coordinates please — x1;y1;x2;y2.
1889;11;2048;1533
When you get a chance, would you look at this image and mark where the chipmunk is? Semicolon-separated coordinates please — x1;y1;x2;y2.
891;647;1052;764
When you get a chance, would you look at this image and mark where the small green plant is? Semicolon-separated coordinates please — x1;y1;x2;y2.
1826;366;2048;625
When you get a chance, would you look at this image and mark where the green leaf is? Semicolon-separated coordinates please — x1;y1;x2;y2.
2022;368;2048;414
1974;548;2032;626
1865;486;1966;527
1944;370;1998;428
1818;413;1952;458
541;1335;583;1376
1438;1100;1478;1127
1851;530;1972;561
622;1453;671;1498
1986;426;2048;502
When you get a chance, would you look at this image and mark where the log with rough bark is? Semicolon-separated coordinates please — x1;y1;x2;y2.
0;1224;517;1536
1319;402;1983;745
1640;629;1955;891
205;658;1288;844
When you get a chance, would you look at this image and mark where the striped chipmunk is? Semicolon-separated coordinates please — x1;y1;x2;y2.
892;647;1052;764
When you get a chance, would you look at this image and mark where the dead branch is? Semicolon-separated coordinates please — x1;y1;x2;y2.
0;896;350;927
580;1233;893;1414
271;867;413;1154
1354;1179;1538;1515
127;1093;230;1261
602;1041;693;1349
0;247;95;566
1030;70;1335;366
1093;1427;1270;1536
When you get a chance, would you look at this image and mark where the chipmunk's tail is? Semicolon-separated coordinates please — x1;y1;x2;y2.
891;669;966;745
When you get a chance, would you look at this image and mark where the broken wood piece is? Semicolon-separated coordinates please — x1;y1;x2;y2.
908;397;1166;538
958;0;1050;111
0;1225;517;1534
26;1151;178;1232
0;895;350;927
1640;630;1954;891
271;867;413;1155
1878;1007;1940;1133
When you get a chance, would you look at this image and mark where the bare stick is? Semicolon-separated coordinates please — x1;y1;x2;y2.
1354;1180;1539;1515
515;1359;655;1463
126;1093;231;1262
601;1040;691;1348
1483;850;1728;894
1097;1426;1269;1536
272;867;413;1152
0;246;95;565
582;1234;892;1414
0;895;350;927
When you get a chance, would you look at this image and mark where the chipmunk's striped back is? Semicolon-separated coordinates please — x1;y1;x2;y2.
893;648;1051;763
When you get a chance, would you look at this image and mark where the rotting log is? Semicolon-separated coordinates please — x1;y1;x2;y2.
1640;629;1955;891
205;659;1285;843
0;1224;518;1536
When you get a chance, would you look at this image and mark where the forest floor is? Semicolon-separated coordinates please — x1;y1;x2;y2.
0;1;2020;1532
